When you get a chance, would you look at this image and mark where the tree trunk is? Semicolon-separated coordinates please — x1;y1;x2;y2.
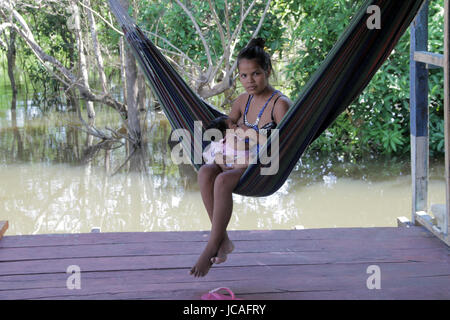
119;0;141;153
6;29;17;110
119;36;127;106
85;0;108;93
71;0;95;119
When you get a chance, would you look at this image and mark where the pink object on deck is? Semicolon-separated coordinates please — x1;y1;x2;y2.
201;287;243;300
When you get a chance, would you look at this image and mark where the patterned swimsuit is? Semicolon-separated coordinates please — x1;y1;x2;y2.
242;90;286;154
202;91;285;167
243;90;280;134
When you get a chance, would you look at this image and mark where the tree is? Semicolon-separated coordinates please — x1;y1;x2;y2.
0;0;287;172
139;0;285;106
0;0;127;114
6;28;17;110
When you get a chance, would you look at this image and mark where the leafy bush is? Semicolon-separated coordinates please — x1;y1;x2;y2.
138;0;288;79
283;0;445;159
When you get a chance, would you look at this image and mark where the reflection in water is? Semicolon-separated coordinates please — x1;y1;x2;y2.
0;107;446;235
0;163;200;234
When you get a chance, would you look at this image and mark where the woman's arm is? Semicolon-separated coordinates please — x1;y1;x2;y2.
273;96;292;124
228;94;247;123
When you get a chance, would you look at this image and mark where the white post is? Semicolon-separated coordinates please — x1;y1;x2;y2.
443;0;449;239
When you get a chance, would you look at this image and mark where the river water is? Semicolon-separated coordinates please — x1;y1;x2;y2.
0;99;446;236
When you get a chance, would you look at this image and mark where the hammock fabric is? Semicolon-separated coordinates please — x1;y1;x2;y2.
109;0;426;197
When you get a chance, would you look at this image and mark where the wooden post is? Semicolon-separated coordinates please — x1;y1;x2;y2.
444;0;450;237
410;1;429;224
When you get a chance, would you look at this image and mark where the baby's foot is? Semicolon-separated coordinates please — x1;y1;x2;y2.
211;238;234;264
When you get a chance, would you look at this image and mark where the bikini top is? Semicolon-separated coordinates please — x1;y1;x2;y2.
243;90;285;133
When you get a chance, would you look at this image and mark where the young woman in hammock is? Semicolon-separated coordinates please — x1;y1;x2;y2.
190;38;292;277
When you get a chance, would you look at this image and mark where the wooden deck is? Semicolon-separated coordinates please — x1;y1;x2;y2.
0;226;449;300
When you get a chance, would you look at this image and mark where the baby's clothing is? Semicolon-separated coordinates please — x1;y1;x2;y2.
203;133;258;168
203;88;287;168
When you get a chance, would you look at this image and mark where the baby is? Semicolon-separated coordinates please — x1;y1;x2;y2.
203;116;265;170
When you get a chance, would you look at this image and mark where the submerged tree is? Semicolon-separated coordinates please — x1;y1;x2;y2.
0;0;285;173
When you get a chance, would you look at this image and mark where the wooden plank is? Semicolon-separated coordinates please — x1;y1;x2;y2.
0;221;8;241
0;233;443;263
1;273;448;300
0;263;442;299
414;212;450;245
0;262;448;300
414;51;444;68
1;262;449;292
0;237;447;277
0;228;448;300
410;1;430;223
0;227;435;248
0;227;441;262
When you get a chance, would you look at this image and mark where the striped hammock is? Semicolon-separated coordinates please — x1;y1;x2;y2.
109;0;426;197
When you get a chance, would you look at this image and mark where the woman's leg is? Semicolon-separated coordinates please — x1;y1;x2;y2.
191;167;246;277
197;164;221;220
197;164;233;264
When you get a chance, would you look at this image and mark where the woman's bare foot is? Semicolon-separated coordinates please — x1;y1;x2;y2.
189;244;218;277
211;238;234;264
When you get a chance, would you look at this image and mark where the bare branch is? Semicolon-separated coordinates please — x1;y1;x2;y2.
249;0;272;44
229;0;258;52
207;0;226;49
0;3;127;115
229;0;271;74
174;0;213;79
199;0;272;99
84;0;108;93
224;0;231;39
142;29;202;75
204;0;257;89
77;0;124;35
70;0;95;118
0;22;14;49
0;22;13;33
163;53;203;85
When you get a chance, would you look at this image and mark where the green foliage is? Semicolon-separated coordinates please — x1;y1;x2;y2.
2;0;445;160
430;113;445;155
283;0;365;92
284;0;445;159
18;2;74;106
138;0;288;77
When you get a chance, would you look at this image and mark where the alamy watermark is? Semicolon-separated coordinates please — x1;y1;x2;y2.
366;265;381;290
367;5;381;30
66;265;81;290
